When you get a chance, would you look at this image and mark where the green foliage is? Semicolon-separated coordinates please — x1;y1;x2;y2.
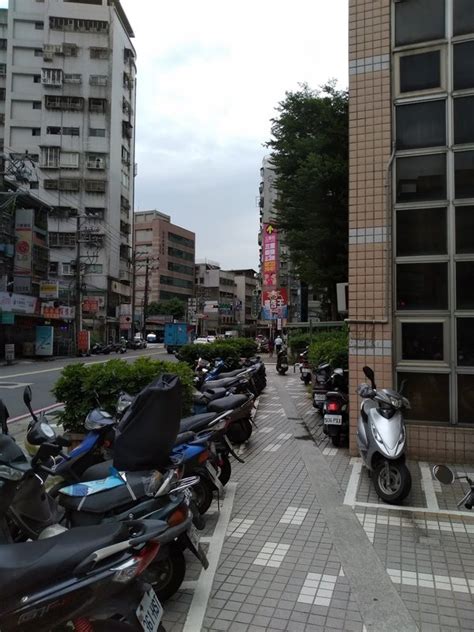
308;328;349;370
177;337;258;368
147;298;186;320
52;357;194;434
266;82;348;319
288;333;312;355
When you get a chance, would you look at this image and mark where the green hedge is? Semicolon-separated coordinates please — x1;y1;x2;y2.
52;357;195;434
308;328;348;370
177;338;258;368
288;333;312;355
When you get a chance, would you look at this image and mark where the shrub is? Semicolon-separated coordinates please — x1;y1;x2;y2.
288;333;312;356
220;338;258;358
308;328;348;370
52;357;195;434
177;338;257;368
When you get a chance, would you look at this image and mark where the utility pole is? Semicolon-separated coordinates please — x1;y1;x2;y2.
130;249;137;340
74;215;82;348
142;256;150;337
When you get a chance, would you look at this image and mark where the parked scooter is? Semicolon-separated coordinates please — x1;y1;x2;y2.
297;348;312;385
323;369;349;447
356;366;412;504
432;465;474;510
276;347;289;375
312;362;333;411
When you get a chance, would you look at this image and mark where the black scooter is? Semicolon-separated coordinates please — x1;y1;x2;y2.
276;348;289;375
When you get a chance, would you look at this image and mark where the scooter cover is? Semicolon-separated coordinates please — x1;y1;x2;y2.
113;374;182;471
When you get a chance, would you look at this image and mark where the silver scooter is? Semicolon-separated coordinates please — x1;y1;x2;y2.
356;366;412;504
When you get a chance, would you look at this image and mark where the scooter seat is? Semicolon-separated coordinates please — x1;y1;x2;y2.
180;413;217;433
203;377;239;390
0;521;141;600
58;470;149;514
217;369;245;378
193;387;227;404
326;391;348;401
207;394;248;413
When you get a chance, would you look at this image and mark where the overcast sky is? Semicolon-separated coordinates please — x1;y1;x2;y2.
3;0;348;269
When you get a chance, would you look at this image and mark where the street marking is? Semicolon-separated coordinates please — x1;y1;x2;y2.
182;483;237;632
227;518;255;538
356;512;474;537
353;500;474;519
343;458;362;506
259;426;274;434
280;506;308;526
277;432;292;441
323;447;338;456
8;402;64;424
253;542;290;568
180;580;198;591
387;568;473;594
297;572;338;607
420;461;439;511
263;443;282;452
0;381;32;389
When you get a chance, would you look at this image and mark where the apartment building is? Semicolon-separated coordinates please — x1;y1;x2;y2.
231;268;258;333
4;0;136;336
134;210;195;313
349;0;474;460
195;261;237;334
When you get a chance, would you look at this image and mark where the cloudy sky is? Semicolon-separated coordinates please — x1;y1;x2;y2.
3;0;348;269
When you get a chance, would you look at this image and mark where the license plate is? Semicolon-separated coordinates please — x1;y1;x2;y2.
302;368;310;375
314;393;326;401
324;415;342;425
188;523;200;550
136;588;163;632
183;526;209;569
281;363;288;369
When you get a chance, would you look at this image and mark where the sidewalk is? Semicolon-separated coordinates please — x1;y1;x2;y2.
161;369;474;631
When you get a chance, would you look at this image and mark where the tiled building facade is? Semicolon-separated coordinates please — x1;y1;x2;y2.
348;0;474;461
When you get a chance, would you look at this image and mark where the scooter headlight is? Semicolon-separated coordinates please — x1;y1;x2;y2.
370;421;384;446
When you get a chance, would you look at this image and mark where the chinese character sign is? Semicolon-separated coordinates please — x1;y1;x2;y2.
262;224;278;289
14;208;33;276
262;289;288;320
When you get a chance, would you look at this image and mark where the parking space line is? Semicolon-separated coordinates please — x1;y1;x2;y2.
182;483;237;632
420;461;439;511
343;458;362;507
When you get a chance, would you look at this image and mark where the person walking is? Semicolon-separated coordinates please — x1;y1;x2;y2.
268;338;274;358
274;334;283;355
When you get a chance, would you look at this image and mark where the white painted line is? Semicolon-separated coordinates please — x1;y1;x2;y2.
182;483;237;632
277;433;292;441
199;536;212;544
322;447;338;456
353;500;474;519
343;458;362;507
280;506;308;526
227;518;255;538
0;381;32;390
253;541;290;568
387;568;473;594
180;580;198;591
297;572;338;606
259;426;274;434
356;512;474;536
420;461;439;511
8;402;64;424
263;443;282;452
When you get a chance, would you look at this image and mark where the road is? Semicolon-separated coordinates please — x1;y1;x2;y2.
0;345;174;420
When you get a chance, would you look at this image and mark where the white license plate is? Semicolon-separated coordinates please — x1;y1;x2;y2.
314;393;326;402
136;588;163;632
302;368;311;375
281;363;288;369
188;523;200;550
324;415;342;425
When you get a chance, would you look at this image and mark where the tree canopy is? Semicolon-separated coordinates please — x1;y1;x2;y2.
266;82;348;318
147;297;186;320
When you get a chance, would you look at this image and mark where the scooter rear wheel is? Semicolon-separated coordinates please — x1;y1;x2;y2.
226;419;253;444
373;462;412;504
218;453;232;486
142;543;186;602
193;478;214;514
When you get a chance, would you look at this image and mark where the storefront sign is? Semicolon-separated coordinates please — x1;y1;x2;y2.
40;281;59;300
5;344;15;362
83;298;99;314
41;303;75;320
0;291;37;314
35;326;54;356
262;224;278;289
1;313;15;325
78;330;90;353
262;289;289;320
14;208;33;276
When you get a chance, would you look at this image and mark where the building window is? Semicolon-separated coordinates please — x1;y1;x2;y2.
41;68;63;86
34;48;43;57
458;375;474;423
84;263;103;273
455;206;474;253
89;98;107;113
121;146;130;165
457;318;474;366
60;152;79;169
401;322;445;362
168;232;194;249
90;47;109;59
160;275;193;289
40;146;60;168
34;21;44;29
396;207;447;256
33;75;41;83
453;41;474;91
457;262;474;309
394;0;445;47
47;126;80;136
30;181;39;189
85;207;105;219
64;73;82;84
168;261;194;276
50;17;109;33
396;154;446;203
45;95;84;111
86;154;106;169
168;246;194;262
32;128;41;136
32;101;41;110
453;0;474;37
89;128;106;137
0;39;6;50
399;50;441;94
49;232;76;247
122;121;132;139
397;372;450;422
454;97;474;145
395;100;446;150
397;263;448;310
85;180;106;193
455;151;474;199
90;74;107;86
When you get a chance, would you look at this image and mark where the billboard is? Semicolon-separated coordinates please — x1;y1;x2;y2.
262;288;288;320
40;281;59;300
14;208;33;276
36;326;54;356
262;223;278;289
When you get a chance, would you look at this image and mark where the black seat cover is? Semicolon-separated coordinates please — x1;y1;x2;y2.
114;374;182;471
217;369;244;378
58;470;149;514
180;413;217;433
326;391;348;401
203;377;238;390
207;394;248;413
193;387;227;404
0;521;133;600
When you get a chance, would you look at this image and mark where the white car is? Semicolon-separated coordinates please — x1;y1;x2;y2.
193;337;209;345
206;336;216;343
146;333;157;343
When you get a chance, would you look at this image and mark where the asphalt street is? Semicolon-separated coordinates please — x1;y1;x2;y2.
0;344;174;419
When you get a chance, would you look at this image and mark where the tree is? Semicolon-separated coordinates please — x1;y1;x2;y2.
147;298;186;320
266;82;348;319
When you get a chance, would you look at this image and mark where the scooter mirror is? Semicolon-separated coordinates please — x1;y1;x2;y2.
23;385;32;407
432;464;456;485
363;366;376;388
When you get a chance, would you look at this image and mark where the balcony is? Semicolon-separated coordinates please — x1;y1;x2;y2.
45;95;84;111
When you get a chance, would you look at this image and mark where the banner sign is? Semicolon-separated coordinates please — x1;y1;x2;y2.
82;298;99;314
0;291;37;314
78;330;90;353
262;223;278;288
262;288;288;320
14;208;33;276
41;303;75;320
40;281;59;300
36;325;54;356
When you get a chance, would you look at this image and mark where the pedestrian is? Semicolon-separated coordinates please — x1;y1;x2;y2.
268;338;274;357
274;334;283;355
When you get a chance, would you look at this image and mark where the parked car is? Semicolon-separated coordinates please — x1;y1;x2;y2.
147;333;157;343
194;337;209;345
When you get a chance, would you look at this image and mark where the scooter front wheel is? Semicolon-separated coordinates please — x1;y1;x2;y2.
373;461;412;504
